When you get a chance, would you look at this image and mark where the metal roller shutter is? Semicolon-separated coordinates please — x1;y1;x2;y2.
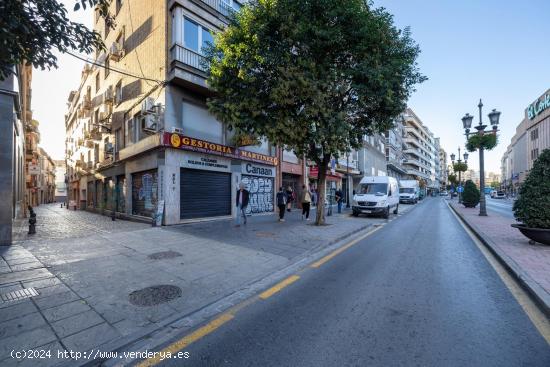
180;168;231;219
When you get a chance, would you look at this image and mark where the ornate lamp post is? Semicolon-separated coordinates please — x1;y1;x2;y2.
461;99;500;216
450;147;468;203
346;152;351;208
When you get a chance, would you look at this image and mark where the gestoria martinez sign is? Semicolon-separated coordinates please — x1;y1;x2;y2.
163;132;278;166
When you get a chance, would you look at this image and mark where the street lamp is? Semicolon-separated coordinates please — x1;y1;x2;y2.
450;147;468;203
461;99;500;216
346;152;351;208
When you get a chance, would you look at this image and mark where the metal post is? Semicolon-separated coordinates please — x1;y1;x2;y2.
479;146;487;216
346;153;350;208
458;170;462;203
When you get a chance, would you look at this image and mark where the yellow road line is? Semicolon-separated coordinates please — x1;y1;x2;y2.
310;225;384;268
136;312;234;367
448;204;550;345
259;275;300;299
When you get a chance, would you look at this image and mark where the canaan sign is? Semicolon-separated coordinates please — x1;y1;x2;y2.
527;93;550;120
163;133;278;166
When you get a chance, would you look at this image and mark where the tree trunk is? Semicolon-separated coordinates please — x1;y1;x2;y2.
315;157;330;225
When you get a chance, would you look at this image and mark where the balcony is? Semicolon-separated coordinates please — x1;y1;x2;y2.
199;0;238;17
171;45;207;72
169;44;211;92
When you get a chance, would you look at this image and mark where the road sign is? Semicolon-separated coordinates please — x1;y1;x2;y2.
457;186;464;193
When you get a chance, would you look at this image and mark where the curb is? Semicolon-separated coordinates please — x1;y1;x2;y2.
447;201;550;318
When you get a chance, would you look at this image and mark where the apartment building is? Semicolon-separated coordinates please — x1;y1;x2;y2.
439;147;448;188
37;148;56;204
54;160;67;202
385;116;408;181
0;65;31;244
402;108;437;187
65;0;280;223
500;117;529;194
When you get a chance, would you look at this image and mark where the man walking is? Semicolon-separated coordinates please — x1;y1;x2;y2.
235;183;249;227
276;187;287;222
335;188;344;214
300;185;312;221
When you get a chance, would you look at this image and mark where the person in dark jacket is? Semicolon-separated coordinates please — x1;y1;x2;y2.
276;187;288;222
235;183;250;226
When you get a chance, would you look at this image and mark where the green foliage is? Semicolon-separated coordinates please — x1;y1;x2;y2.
490;181;499;189
0;0;112;80
452;162;468;172
448;174;458;185
204;0;425;224
462;180;480;208
466;133;498;152
513;148;550;228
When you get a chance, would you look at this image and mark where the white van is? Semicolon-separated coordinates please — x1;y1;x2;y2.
352;176;400;218
399;179;420;204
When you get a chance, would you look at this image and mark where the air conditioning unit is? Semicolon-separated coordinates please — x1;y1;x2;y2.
171;127;184;134
141;97;155;114
109;42;124;61
103;86;114;103
140;114;157;132
98;104;111;120
82;64;92;75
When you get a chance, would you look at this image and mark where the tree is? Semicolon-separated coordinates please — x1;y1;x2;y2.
462;180;480;208
513;149;550;228
448;174;458;186
0;0;112;80
489;181;499;189
204;0;425;224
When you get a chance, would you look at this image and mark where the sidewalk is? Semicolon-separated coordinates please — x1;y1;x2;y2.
448;200;550;316
1;203;415;366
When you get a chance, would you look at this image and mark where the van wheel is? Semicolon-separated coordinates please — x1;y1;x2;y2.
352;210;359;217
383;206;390;219
393;205;399;215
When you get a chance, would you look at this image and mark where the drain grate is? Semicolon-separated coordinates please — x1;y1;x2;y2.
0;287;39;303
128;285;182;307
147;251;183;260
255;231;276;238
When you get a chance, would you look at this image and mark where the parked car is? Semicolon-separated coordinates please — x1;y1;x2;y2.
439;190;448;196
495;191;506;199
490;190;497;198
352;176;399;218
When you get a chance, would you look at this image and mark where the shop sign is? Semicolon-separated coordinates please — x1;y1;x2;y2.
28;163;39;175
164;133;278;166
527;93;550;120
182;152;231;172
241;163;275;177
308;166;343;180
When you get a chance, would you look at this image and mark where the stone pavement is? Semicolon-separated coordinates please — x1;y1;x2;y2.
449;201;550;316
1;202;416;366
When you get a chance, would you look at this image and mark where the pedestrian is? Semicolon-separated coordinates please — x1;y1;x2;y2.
235;182;249;227
311;187;317;207
276;187;287;222
300;185;312;221
335;188;343;214
286;186;294;212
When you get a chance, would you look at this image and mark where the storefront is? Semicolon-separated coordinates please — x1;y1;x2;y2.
162;132;278;223
131;169;158;218
308;166;344;204
241;162;275;214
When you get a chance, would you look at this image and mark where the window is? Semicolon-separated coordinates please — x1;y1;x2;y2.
105;57;110;78
116;0;123;14
531;128;539;141
126;117;134;146
183;18;213;54
95;72;100;92
115;80;122;104
115;128;123;152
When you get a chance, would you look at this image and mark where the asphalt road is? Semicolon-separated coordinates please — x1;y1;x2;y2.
484;196;516;219
158;198;550;367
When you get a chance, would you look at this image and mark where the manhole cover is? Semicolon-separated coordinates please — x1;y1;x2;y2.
128;285;182;307
147;251;182;260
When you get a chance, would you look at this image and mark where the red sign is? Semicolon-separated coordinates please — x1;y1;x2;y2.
163;133;278;166
308;166;343;180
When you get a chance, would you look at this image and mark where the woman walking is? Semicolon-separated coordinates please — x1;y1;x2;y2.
300;185;312;221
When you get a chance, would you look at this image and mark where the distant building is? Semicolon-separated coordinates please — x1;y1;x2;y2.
385;115;408;181
54;160;67;202
439;148;448;188
37;148;56;204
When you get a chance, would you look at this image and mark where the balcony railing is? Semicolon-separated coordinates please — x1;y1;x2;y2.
170;44;208;72
200;0;235;17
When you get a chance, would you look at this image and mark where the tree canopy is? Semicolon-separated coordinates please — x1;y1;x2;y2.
0;0;112;80
204;0;425;223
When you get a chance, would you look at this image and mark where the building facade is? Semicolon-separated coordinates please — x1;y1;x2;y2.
500;118;529;194
0;65;30;245
54;160;67;202
438;147;448;188
402;108;436;188
65;0;280;224
37;148;56;204
385;116;408;181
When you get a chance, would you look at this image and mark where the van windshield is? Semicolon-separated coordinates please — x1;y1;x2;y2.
357;183;387;195
399;188;415;194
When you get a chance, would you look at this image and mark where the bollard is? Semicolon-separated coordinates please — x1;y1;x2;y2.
111;210;116;221
28;206;36;235
60;203;63;208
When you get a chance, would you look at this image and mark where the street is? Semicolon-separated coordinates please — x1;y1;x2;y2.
157;198;550;367
484;196;515;220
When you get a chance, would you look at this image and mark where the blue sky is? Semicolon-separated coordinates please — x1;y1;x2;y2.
374;0;550;173
35;1;550;174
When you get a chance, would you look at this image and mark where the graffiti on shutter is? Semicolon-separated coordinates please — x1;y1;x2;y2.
241;175;274;214
132;170;158;217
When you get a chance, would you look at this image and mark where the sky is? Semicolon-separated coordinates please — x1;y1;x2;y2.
34;0;550;174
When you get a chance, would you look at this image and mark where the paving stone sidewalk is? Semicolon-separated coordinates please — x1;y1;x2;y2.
1;203;415;366
449;201;550;315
